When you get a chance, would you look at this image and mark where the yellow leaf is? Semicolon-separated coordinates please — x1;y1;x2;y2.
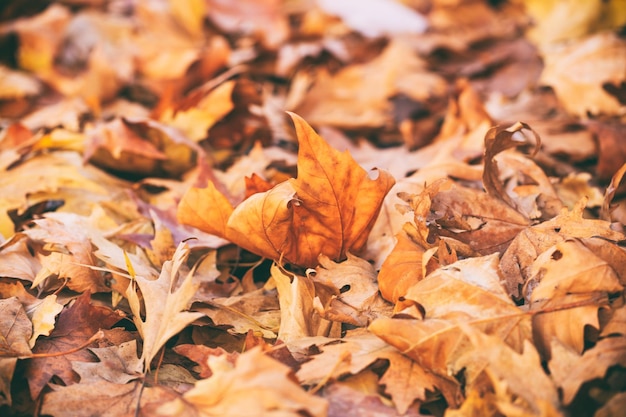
177;181;234;239
27;295;64;348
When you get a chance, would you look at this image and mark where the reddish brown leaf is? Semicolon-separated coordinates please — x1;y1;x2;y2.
24;292;124;399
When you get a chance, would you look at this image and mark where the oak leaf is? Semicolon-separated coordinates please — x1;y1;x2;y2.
24;292;123;399
126;242;204;370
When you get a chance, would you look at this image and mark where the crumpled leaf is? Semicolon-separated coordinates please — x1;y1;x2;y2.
421;179;530;255
126;242;204;370
41;380;146;417
197;287;280;339
71;340;143;385
151;346;328;417
309;253;386;327
273;263;338;344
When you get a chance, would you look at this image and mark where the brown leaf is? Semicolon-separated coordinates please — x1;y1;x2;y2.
453;326;563;416
601;162;626;221
294;40;446;128
41;380;143;417
500;198;625;298
71;341;143;384
197;287;280;339
526;239;623;355
150;347;328;417
540;32;626;116
296;331;460;412
549;336;626;405
483;121;541;212
426;180;530;255
24;292;123;399
0;297;32;406
310;254;386;327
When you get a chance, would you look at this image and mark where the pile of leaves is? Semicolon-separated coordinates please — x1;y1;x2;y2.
1;0;626;416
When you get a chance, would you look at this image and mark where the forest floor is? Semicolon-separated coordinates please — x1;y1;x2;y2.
0;1;626;416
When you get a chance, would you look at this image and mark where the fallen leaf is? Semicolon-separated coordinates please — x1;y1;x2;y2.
549;336;626;405
24;292;123;398
297;330;461;412
225;113;395;267
453;326;563;416
27;294;64;348
540;32;626;116
273;263;337;344
526;239;623;354
0;297;32;406
150;347;328;417
197;287;280;339
126;242;204;370
40;380;145;417
377;230;425;304
71;341;143;385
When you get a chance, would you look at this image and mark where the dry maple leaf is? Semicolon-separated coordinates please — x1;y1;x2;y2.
150;346;328;417
126;242;204;371
179;113;395;267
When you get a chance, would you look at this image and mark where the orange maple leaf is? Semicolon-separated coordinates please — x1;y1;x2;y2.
179;112;395;267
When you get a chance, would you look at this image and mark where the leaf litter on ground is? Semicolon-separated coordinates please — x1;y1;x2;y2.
0;1;625;416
